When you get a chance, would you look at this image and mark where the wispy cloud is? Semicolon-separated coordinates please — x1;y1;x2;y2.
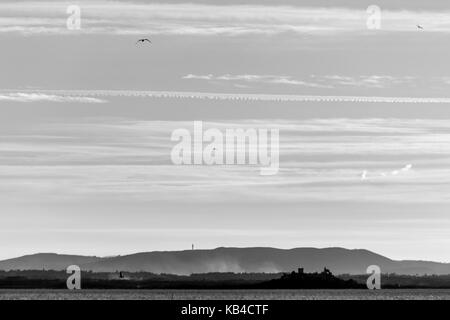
183;74;450;90
0;92;106;103
2;118;450;203
183;74;215;81
183;74;332;88
318;75;417;88
3;1;450;36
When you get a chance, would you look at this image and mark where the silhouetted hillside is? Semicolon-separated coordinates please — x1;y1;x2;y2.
1;248;449;275
0;253;101;271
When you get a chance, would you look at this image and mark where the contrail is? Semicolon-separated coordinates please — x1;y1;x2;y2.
0;92;106;103
3;89;450;104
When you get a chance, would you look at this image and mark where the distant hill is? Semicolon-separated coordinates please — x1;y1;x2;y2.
0;253;102;271
0;247;449;275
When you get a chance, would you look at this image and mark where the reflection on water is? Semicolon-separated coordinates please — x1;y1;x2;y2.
0;289;449;300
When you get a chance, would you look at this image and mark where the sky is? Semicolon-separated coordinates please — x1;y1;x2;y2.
0;0;450;263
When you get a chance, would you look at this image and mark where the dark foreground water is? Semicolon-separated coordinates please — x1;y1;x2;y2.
0;289;449;300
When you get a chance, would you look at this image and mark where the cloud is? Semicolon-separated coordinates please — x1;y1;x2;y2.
184;74;449;89
2;118;450;204
3;1;450;36
319;75;418;88
361;164;413;181
184;74;332;88
0;92;107;103
183;74;214;80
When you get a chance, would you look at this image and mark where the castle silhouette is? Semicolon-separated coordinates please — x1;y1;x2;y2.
260;267;364;289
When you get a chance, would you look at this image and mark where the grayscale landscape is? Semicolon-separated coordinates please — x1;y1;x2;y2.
1;0;450;300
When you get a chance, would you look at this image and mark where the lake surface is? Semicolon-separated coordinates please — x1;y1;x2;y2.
0;289;449;300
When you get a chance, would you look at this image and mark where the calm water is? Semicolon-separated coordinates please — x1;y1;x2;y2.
0;289;449;300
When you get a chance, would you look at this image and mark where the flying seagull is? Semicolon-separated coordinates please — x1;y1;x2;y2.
136;38;152;45
417;25;424;30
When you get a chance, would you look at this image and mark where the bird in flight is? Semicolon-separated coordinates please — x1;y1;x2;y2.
417;25;424;30
136;38;152;45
